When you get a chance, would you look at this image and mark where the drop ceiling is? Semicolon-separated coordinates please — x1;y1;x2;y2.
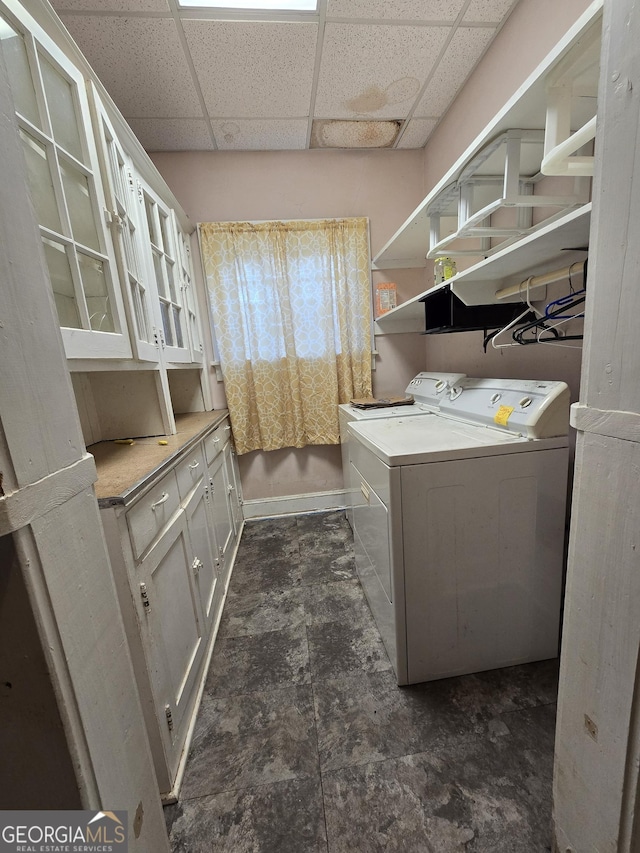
49;0;520;152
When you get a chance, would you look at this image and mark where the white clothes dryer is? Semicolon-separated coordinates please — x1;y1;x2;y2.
347;377;571;686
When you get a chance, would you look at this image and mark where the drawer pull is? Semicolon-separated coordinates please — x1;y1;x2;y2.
151;492;169;511
360;482;370;504
213;437;220;444
188;460;200;469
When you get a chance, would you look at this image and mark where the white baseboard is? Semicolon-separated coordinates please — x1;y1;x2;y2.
242;489;347;519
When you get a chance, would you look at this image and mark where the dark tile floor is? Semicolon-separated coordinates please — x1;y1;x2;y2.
165;511;559;852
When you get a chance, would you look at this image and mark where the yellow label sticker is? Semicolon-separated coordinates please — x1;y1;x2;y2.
494;405;515;427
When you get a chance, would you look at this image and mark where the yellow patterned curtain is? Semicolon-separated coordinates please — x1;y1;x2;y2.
199;217;372;454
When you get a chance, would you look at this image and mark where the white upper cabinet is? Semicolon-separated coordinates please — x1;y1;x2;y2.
1;7;131;359
139;182;192;364
91;87;160;363
92;86;205;367
1;0;209;376
174;221;204;365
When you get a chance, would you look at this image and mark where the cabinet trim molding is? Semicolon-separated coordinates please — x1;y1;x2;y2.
0;453;97;536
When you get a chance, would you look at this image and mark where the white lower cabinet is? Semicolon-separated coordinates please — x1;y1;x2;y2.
185;469;221;634
138;511;206;787
98;413;243;801
205;423;237;585
226;441;243;537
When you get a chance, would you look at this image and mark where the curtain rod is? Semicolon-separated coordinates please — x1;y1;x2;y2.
495;261;586;300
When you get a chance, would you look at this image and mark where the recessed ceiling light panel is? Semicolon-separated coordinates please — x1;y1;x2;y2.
177;0;317;9
311;120;401;149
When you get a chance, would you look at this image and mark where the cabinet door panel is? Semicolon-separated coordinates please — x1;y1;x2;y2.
185;484;219;631
138;183;191;364
223;440;243;538
174;218;204;364
141;512;204;777
207;451;234;578
91;87;160;362
2;13;131;359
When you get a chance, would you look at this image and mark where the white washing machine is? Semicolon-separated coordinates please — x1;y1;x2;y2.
347;377;571;686
339;372;466;528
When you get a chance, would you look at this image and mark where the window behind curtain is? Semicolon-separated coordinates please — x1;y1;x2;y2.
199;217;373;454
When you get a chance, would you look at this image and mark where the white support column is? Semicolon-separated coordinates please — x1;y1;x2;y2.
544;84;572;157
552;0;640;849
429;211;441;254
502;130;522;199
458;181;474;228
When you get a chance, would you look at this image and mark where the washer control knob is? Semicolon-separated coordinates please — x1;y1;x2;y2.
519;396;533;408
450;385;463;401
435;380;447;393
490;393;502;404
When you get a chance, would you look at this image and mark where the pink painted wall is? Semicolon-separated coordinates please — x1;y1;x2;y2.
152;149;428;501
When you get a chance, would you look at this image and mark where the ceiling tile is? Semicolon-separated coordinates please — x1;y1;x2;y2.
327;0;466;20
315;23;449;120
396;118;437;148
128;118;214;151
59;15;202;118
183;21;317;118
212;119;308;150
464;0;518;23
53;0;169;11
413;27;495;117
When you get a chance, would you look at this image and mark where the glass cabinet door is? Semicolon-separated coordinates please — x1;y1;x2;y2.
91;88;160;362
174;218;204;364
0;11;131;360
139;183;192;364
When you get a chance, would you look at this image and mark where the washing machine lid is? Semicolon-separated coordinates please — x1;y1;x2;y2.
348;413;568;466
338;401;433;420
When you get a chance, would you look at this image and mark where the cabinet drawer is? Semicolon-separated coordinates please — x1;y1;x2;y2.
204;421;229;464
127;471;180;559
176;446;205;501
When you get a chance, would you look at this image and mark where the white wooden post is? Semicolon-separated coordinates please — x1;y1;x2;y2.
0;42;170;853
553;0;640;849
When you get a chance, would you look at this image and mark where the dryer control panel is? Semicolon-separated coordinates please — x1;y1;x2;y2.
438;378;571;438
404;372;466;410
